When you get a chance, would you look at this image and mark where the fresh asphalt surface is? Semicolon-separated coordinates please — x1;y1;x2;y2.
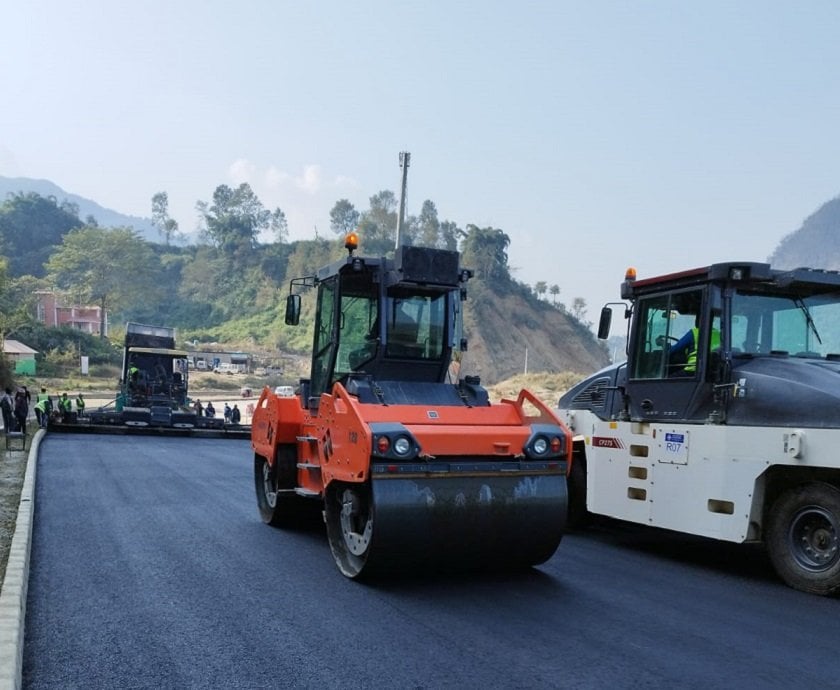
23;435;840;689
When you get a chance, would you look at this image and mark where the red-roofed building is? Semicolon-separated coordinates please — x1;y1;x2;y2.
34;291;108;336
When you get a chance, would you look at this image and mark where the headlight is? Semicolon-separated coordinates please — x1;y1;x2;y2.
369;423;420;460
394;436;411;456
524;424;567;459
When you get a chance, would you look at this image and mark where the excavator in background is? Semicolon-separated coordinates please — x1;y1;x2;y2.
251;234;571;578
559;262;840;595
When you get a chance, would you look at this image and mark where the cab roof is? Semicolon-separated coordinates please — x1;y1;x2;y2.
621;262;840;300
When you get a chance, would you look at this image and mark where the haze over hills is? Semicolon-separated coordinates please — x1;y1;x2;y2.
0;176;158;240
769;195;840;270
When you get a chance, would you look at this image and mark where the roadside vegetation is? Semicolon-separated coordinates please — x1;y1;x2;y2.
0;187;608;388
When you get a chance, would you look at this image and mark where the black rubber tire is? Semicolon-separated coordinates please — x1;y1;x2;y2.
566;452;591;529
254;445;302;527
323;482;375;579
766;482;840;596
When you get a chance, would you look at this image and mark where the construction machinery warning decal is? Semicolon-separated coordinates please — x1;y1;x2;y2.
592;436;625;449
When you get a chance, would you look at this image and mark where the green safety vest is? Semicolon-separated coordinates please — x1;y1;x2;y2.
76;397;85;411
685;327;721;373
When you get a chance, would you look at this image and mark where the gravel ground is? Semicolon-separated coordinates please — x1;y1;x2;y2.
0;436;28;592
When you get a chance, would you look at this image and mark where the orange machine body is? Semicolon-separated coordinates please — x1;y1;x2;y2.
252;384;572;496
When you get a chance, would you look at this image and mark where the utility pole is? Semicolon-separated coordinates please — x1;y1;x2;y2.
395;151;410;249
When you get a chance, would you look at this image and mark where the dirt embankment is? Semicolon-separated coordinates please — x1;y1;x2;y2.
461;288;608;386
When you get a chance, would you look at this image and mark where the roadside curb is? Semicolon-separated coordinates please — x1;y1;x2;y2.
0;428;44;690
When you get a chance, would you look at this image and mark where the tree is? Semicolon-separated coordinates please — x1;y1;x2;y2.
438;220;461;251
571;297;588;322
416;200;441;248
195;183;271;252
460;225;511;284
357;190;398;255
270;208;289;244
151;191;180;245
0;256;14;388
329;199;360;235
0;273;46;341
0;192;83;277
45;227;162;337
535;281;547;300
549;284;560;305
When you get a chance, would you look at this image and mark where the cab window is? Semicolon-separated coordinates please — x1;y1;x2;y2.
632;289;703;379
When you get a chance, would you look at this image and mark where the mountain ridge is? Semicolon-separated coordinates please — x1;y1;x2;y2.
0;175;158;240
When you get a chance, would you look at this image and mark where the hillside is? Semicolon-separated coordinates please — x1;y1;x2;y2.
0;181;609;388
769;194;840;269
0;176;157;240
460;281;609;384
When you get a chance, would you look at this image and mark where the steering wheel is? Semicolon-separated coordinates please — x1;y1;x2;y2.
655;334;678;347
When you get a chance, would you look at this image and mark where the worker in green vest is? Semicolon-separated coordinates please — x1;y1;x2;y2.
34;397;49;428
684;326;721;373
661;316;721;375
34;388;50;427
76;393;86;416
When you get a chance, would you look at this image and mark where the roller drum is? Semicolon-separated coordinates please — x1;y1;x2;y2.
325;472;566;578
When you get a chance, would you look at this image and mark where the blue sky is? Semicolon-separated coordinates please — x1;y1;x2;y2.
3;1;840;318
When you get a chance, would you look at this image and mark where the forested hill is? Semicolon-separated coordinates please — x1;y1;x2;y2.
0;176;157;239
0;185;608;384
769;194;840;269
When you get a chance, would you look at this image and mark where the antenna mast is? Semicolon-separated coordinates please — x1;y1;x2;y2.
395;151;410;248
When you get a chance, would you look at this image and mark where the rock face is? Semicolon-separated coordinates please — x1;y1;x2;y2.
459;281;610;385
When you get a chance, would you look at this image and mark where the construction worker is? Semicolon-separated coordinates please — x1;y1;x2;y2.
1;388;13;432
34;396;50;428
75;393;86;416
34;388;50;427
59;393;72;421
660;316;721;376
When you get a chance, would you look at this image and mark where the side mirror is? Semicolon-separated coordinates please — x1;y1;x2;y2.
285;294;301;326
597;306;612;340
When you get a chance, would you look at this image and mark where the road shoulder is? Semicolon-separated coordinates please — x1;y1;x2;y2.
0;429;43;690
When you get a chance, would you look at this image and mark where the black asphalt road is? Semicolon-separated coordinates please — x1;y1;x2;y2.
24;435;840;689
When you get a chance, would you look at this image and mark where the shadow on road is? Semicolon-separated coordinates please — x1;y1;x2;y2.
574;516;777;584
